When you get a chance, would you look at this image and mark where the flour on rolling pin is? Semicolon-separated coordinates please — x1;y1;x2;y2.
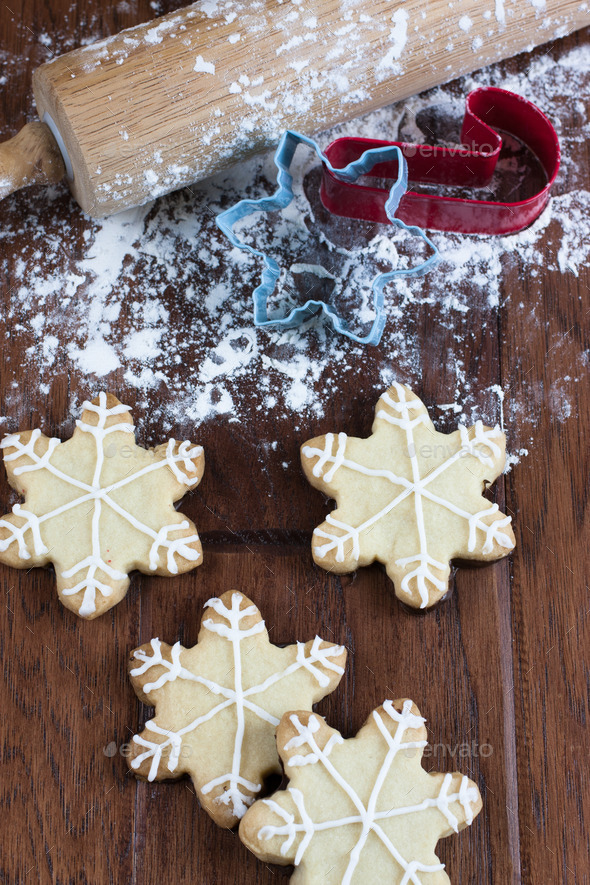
3;0;590;215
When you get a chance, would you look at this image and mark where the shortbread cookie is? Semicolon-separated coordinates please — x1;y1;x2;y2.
0;392;204;618
128;591;347;828
240;699;482;884
301;382;515;608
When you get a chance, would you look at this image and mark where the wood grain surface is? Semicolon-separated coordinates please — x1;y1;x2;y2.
1;2;589;884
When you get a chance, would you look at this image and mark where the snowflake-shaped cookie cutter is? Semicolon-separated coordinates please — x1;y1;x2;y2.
216;130;439;345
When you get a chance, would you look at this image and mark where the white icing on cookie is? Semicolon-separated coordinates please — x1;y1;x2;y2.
0;392;203;615
259;700;480;882
302;382;514;607
130;592;346;819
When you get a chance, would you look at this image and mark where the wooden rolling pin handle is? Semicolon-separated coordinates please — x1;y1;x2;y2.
0;121;65;201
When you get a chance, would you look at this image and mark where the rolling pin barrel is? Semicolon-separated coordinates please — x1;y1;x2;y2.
30;0;590;216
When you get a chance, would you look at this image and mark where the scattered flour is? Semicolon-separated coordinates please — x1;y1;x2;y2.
0;35;588;472
194;54;215;74
379;9;409;71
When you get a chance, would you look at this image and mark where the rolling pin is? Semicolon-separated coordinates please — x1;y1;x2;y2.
1;0;588;217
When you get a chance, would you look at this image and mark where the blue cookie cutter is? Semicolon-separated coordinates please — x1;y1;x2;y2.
216;130;439;345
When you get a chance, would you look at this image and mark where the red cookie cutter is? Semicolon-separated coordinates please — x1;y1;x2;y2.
320;87;560;235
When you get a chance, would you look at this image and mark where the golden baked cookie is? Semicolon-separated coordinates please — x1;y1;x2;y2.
128;590;347;828
0;392;204;617
301;382;515;608
240;699;482;883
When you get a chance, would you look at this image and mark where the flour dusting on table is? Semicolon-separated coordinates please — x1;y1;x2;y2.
0;36;588;470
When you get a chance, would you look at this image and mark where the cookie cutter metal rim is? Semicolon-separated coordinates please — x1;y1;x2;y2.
216;130;439;346
320;87;561;235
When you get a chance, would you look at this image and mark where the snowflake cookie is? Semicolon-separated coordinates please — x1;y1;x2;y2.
0;392;204;618
240;699;482;884
301;382;515;609
128;590;347;828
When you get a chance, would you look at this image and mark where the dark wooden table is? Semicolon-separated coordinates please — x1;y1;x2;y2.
1;3;588;883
